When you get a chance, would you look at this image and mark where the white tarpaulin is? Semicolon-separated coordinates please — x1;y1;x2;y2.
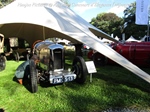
1;0;150;83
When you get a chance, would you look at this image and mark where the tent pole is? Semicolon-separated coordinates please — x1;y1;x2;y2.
147;5;150;37
147;23;150;36
147;15;149;36
43;26;45;40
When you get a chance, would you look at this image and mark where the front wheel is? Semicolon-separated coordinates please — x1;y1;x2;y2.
0;55;6;71
72;56;88;84
92;52;107;66
29;59;38;93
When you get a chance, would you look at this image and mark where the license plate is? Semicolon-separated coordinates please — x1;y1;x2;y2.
53;78;63;84
64;76;74;82
52;76;74;84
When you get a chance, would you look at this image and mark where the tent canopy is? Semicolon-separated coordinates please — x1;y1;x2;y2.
0;0;117;45
140;35;150;42
1;0;150;84
126;36;140;42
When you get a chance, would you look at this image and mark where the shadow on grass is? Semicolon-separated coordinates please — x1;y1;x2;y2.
109;77;150;93
100;82;150;111
94;66;150;93
0;108;5;112
12;76;32;93
66;94;103;112
13;76;65;93
65;79;150;111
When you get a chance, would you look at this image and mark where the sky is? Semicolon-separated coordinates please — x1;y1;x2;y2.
68;0;136;22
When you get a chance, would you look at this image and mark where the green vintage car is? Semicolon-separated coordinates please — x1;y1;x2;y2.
15;40;88;93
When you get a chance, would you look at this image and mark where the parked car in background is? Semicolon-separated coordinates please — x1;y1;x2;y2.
88;41;150;67
0;33;6;71
4;38;30;61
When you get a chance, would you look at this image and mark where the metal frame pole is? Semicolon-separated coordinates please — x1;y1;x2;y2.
147;5;150;36
147;22;149;36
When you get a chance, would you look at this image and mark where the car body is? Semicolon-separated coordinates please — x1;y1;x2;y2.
15;41;88;93
88;41;150;67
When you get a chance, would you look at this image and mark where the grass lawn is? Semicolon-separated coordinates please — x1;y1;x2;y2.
0;52;150;112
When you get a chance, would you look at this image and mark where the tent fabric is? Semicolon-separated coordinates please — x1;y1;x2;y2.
140;35;150;42
115;36;119;41
1;0;150;83
100;38;113;43
0;0;117;44
140;35;147;41
126;36;140;42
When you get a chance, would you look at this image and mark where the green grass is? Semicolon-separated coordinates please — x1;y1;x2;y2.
1;54;150;112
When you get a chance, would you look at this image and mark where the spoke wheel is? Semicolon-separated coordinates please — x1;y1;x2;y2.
29;59;38;93
72;56;88;84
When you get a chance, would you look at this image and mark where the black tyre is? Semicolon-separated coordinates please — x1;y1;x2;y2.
92;52;107;66
72;56;88;84
0;55;6;71
13;51;20;62
29;59;38;93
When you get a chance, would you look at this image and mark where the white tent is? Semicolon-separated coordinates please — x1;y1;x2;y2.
126;36;140;42
140;35;150;42
101;38;113;43
115;36;119;41
140;35;147;41
0;0;150;83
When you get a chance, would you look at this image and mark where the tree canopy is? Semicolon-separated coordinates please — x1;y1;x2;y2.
60;0;70;7
0;0;14;8
90;2;149;40
1;0;149;40
90;12;123;39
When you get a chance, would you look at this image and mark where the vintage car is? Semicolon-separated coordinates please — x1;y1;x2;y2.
88;41;150;67
15;41;88;93
0;33;6;71
4;38;30;61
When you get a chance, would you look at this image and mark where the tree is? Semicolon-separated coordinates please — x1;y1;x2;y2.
0;0;14;8
90;13;123;38
60;0;70;7
124;2;136;24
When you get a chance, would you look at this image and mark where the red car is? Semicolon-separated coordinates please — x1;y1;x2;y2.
88;41;150;67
